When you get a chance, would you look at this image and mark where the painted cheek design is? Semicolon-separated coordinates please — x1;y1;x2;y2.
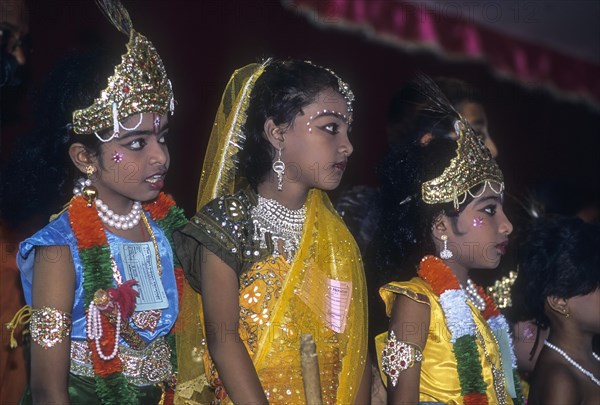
112;151;124;163
472;217;484;227
523;324;536;340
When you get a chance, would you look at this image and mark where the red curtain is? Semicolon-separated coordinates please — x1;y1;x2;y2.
285;0;600;108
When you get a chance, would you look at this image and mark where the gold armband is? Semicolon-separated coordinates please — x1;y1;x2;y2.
381;330;423;387
30;306;72;349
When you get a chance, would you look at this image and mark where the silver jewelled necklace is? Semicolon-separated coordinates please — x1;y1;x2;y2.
544;340;600;386
250;195;306;262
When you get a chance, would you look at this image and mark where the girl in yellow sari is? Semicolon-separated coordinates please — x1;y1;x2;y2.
173;59;369;404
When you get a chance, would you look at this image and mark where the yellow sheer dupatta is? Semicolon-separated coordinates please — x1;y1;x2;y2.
255;188;368;403
175;62;267;403
174;60;368;403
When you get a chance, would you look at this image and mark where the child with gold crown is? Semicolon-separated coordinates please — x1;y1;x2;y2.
372;76;524;404
12;1;186;403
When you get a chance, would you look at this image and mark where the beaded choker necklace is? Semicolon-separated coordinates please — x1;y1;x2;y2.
69;192;187;405
250;194;306;262
418;255;524;405
95;199;142;230
544;340;600;386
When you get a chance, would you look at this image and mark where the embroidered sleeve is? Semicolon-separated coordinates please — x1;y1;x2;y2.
383;284;430;305
30;306;72;349
174;193;251;291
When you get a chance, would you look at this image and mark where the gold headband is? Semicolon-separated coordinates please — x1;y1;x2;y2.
304;60;355;113
421;117;504;209
72;0;174;140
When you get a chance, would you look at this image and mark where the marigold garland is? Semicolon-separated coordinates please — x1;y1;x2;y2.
454;335;487;394
172;267;185;333
71;197;107;248
144;192;175;219
419;255;461;294
418;255;524;405
478;285;500;320
94;373;136;405
69;192;187;404
477;285;524;405
464;392;488;405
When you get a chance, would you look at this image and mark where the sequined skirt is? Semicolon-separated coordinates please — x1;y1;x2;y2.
70;337;174;386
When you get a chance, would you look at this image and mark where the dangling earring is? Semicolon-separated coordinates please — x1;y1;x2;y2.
82;165;98;207
272;147;285;192
73;178;91;196
440;234;453;260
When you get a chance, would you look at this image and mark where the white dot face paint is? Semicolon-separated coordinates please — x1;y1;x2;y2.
305;109;352;133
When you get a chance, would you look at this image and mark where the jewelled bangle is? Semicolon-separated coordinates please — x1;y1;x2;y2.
30;306;72;349
381;330;424;387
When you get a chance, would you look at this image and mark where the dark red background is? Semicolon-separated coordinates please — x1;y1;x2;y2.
3;0;599;217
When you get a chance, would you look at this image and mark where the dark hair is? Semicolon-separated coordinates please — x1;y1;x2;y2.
239;59;342;190
372;77;478;283
435;77;483;108
516;216;600;329
0;50;118;226
531;178;599;218
388;77;482;144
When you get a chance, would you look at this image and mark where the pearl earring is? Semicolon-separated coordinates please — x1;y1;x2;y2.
440;234;453;260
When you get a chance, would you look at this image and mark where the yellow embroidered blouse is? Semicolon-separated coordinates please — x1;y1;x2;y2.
376;278;514;405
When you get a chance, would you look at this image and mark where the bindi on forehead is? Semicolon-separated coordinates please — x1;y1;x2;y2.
152;113;161;134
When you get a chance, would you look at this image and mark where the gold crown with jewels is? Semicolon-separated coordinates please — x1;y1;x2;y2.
72;0;174;137
421;117;504;209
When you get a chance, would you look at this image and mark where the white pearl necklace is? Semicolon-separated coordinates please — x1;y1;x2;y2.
544;340;600;386
86;302;121;361
465;278;486;311
95;199;142;230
